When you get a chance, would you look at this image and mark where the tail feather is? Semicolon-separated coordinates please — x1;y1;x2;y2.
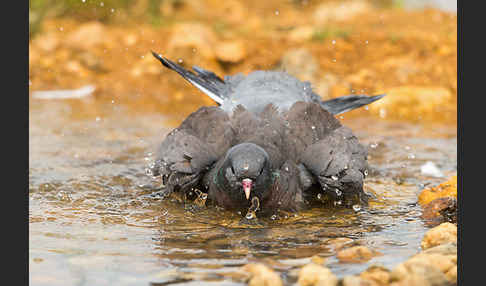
320;94;386;115
151;51;227;104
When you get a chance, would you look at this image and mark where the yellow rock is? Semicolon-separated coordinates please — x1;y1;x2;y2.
297;263;338;286
336;246;381;263
241;263;283;286
421;222;457;250
418;175;457;206
214;40;246;63
65;21;107;51
390;260;449;286
341;275;377;286
167;23;218;60
359;265;390;285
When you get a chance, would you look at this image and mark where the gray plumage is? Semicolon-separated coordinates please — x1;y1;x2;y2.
148;52;384;215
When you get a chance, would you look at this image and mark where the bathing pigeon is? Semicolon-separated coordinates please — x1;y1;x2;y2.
147;52;384;215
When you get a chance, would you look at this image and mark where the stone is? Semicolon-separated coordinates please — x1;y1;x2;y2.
341;275;376;286
390;260;449;286
65;22;107;51
167;23;218;60
214;40;246;63
418;175;457;206
288;26;315;43
240;263;283;286
421;222;457;250
359;265;391;285
421;197;457;226
313;1;371;24
297;263;338;286
336;246;381;263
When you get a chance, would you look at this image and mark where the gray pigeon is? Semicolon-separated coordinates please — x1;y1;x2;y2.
148;52;384;215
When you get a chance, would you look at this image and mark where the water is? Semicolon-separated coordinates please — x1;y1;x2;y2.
29;98;456;285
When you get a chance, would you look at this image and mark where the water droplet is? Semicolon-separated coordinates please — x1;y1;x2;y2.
145;168;153;176
352;204;361;211
275;10;280;15
379;108;387;118
331;40;336;45
365;40;369;44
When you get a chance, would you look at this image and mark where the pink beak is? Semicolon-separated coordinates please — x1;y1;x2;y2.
242;178;252;200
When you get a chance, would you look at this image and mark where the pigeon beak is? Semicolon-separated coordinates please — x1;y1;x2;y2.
242;178;252;200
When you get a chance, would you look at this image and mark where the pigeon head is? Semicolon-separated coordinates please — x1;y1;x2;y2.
215;143;272;208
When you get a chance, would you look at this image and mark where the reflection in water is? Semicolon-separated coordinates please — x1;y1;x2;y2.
29;99;456;285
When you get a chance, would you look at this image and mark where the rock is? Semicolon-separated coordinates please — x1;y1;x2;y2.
313;1;371;24
367;86;455;122
240;263;283;286
421;222;457;250
297;263;338;286
278;48;319;83
326;237;354;251
359;265;391;285
421;197;457;227
288;26;315;43
33;32;59;52
65;22;107;51
167;23;218;60
389;260;449;286
390;243;457;285
341;275;376;286
214;40;246;63
418;175;457;206
336;246;381;263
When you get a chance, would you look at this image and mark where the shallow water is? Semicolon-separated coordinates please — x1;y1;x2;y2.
29;98;456;286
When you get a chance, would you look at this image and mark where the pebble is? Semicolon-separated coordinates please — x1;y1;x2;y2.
297;263;338;286
418;175;457;206
421;222;457;250
336;246;381;263
240;263;283;286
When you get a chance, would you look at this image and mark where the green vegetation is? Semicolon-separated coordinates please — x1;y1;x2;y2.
311;27;351;42
29;0;171;37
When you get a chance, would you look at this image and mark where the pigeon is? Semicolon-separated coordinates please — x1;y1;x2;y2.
147;51;385;215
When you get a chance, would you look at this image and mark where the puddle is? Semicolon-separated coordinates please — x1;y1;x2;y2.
29;98;456;285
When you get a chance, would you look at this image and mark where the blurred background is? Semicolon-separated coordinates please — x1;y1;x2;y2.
29;1;457;285
29;0;457;123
